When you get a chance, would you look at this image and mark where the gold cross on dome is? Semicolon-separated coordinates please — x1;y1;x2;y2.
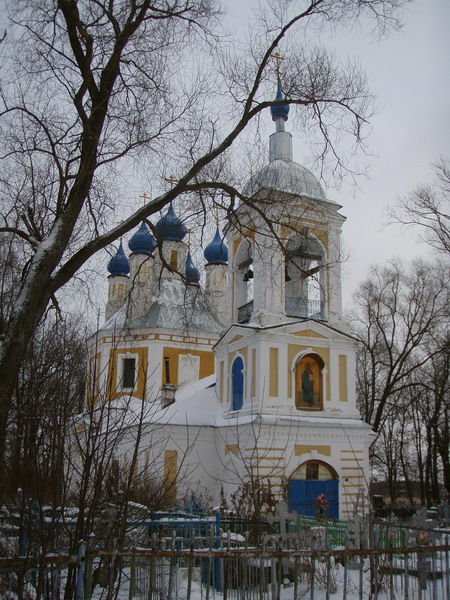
271;51;284;78
139;192;150;206
165;175;178;189
215;206;220;228
187;228;192;248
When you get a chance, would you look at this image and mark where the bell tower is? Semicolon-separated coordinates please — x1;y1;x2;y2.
226;83;346;331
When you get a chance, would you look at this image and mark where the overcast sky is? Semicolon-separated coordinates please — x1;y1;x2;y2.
326;0;450;304
226;0;450;306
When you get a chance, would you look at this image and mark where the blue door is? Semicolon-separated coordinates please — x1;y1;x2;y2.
231;357;244;411
288;479;339;519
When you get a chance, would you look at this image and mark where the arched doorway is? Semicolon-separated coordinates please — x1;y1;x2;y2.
288;460;339;519
231;356;244;411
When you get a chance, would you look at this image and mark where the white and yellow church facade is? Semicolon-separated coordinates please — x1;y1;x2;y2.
86;89;374;520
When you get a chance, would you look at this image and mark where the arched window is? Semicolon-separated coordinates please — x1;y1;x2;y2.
285;230;325;320
295;353;324;410
291;461;337;481
234;239;253;323
231;356;244;411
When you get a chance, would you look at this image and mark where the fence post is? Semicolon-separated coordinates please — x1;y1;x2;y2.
214;510;222;593
187;545;194;600
19;514;29;557
128;545;135;600
310;557;315;600
75;540;86;600
325;553;331;600
445;533;449;600
51;560;61;600
84;534;94;600
271;556;278;600
160;538;166;600
342;555;348;600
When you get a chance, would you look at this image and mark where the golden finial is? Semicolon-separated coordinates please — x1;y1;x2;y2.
117;219;124;241
215;206;219;228
271;51;284;79
187;228;192;249
165;175;178;189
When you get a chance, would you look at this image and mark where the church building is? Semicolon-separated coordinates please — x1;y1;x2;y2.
87;85;374;520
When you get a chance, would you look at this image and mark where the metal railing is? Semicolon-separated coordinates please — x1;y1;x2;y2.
285;296;325;320
238;300;254;323
1;505;450;599
237;298;325;323
2;539;449;600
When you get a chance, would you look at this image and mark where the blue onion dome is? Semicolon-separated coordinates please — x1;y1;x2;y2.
204;227;228;265
107;241;130;276
270;81;290;121
155;203;187;241
128;221;156;255
185;251;200;285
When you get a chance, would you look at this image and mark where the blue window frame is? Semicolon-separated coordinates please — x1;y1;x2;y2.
231;356;244;411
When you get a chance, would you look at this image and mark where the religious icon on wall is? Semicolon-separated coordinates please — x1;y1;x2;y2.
296;355;322;409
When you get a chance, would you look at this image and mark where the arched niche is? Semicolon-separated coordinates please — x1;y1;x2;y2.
295;353;324;411
231;356;244;411
285;229;325;320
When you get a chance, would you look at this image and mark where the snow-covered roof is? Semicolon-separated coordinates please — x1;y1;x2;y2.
95;372;370;432
102;278;222;334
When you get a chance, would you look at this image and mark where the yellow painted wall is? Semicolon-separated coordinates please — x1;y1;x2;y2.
294;444;331;457
269;348;279;397
251;348;256;397
219;360;224;403
339;355;348;402
164;450;177;502
87;352;101;405
162;347;215;386
292;329;327;339
225;444;239;456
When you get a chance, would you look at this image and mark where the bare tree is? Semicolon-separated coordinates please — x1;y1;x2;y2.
352;258;449;432
369;337;449;507
0;0;406;481
4;315;87;504
390;158;450;255
412;339;450;501
352;258;449;505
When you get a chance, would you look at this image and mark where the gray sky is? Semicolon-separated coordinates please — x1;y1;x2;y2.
326;0;450;305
